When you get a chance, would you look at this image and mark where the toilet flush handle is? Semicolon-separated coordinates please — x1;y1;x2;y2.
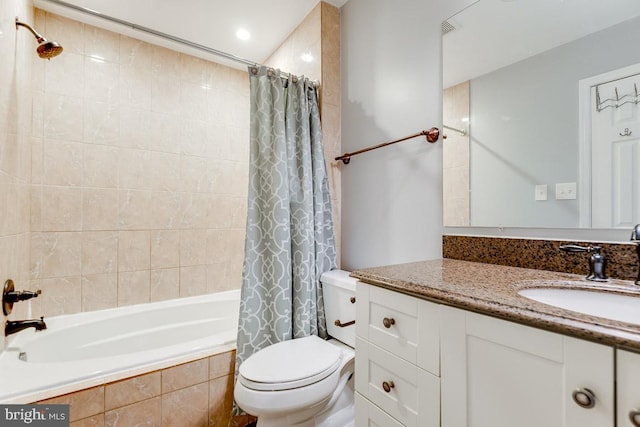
334;319;355;328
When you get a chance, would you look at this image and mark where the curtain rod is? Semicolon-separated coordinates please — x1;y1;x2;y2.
335;127;440;165
37;0;300;81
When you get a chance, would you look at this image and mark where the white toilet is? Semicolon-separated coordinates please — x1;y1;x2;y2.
234;269;357;427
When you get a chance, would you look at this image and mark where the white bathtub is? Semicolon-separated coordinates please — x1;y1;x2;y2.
0;290;239;404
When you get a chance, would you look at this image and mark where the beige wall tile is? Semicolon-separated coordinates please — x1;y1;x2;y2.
30;232;82;279
209;350;235;380
162;358;209;393
38;386;105;422
209;375;234;427
70;414;104;427
82;189;119;231
42;139;83;186
179;265;207;297
41;186;82;231
162;383;209;427
105;397;161;427
118;230;150;272
150;230;180;269
180;229;208;267
82;231;118;275
40;276;82;316
150;268;180;301
7;5;341;319
117;270;150;306
105;372;161;411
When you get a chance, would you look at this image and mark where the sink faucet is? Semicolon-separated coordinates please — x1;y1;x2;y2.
5;317;47;336
559;244;608;282
630;224;640;285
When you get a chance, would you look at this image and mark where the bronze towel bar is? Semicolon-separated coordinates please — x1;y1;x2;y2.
335;127;440;164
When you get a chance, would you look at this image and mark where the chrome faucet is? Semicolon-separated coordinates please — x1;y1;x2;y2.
630;224;640;285
559;244;608;282
5;316;47;336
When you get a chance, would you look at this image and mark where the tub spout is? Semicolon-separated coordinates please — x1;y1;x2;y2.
5;316;47;336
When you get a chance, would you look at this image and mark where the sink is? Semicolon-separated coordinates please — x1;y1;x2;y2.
518;288;640;325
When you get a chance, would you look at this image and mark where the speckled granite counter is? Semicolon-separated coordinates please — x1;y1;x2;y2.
351;258;640;352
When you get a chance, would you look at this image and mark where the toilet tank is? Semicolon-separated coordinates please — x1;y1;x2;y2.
321;269;357;347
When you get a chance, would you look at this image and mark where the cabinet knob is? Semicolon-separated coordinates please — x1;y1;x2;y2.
350;296;356;304
382;381;395;393
382;317;395;328
572;388;596;409
629;409;640;427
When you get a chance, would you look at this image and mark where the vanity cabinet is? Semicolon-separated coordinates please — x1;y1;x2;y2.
440;305;614;427
355;282;440;427
617;350;640;427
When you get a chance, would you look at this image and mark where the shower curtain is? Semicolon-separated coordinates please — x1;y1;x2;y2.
235;66;337;376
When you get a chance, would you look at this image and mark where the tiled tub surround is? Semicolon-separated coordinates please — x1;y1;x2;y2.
352;259;640;352
443;235;639;281
2;3;343;323
36;350;255;427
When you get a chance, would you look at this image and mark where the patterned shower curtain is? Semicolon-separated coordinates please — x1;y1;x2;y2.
235;66;338;377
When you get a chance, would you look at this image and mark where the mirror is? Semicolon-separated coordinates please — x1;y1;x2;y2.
442;0;640;229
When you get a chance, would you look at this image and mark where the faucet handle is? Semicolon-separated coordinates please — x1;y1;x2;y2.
631;224;640;242
559;245;608;282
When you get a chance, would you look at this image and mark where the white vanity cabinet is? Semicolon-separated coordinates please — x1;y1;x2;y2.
355;282;440;427
440;305;615;427
617;350;640;427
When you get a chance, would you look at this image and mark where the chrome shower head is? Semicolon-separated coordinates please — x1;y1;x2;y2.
15;17;63;60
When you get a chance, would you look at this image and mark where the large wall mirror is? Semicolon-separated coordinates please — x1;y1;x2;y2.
442;0;640;234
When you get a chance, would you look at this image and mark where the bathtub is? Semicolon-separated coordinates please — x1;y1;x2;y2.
0;290;239;404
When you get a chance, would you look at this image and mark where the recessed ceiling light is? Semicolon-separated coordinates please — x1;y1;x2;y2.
236;28;251;41
301;52;314;63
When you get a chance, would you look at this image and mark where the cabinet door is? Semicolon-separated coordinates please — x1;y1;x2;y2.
440;306;614;427
618;350;640;427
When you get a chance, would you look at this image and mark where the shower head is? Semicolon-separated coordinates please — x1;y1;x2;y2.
15;17;63;60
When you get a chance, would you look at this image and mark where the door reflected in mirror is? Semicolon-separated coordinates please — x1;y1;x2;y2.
442;0;640;229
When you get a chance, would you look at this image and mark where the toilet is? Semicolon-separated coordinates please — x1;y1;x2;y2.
234;269;357;427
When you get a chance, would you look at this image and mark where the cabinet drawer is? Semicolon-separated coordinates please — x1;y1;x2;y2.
356;282;439;375
356;337;440;427
355;392;404;427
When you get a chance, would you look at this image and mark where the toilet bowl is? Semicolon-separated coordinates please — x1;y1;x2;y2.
234;269;357;427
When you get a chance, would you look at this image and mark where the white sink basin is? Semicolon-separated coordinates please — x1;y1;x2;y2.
518;288;640;325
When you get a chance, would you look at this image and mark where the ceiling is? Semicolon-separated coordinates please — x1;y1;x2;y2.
34;0;349;69
443;0;640;88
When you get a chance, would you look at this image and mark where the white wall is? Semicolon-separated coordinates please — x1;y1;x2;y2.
340;0;475;270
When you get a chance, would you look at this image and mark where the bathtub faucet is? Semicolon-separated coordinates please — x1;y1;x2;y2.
5;316;47;336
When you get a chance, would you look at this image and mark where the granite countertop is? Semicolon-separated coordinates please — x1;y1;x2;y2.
351;258;640;352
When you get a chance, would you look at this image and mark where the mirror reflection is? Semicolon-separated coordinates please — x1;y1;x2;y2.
442;0;640;229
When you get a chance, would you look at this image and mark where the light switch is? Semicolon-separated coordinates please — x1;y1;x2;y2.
556;182;577;200
535;184;547;201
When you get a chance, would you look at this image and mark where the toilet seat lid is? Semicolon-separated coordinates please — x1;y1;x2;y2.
238;335;343;391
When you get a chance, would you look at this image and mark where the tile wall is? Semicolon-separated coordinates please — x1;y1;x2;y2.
21;10;249;319
1;0;35;349
442;81;470;226
37;350;256;427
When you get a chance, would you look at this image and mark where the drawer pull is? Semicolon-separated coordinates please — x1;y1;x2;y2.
572;388;596;409
382;317;395;328
382;381;395;393
629;409;640;426
350;296;356;304
334;319;355;327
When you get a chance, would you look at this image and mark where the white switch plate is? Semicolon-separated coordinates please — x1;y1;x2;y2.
535;184;547;201
556;182;577;200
